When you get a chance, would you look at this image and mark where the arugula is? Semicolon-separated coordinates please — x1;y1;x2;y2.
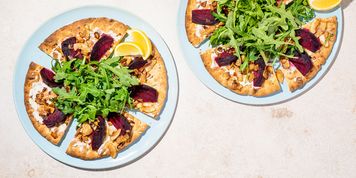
51;57;139;124
210;0;314;71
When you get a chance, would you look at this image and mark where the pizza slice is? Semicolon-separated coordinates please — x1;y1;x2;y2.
39;17;129;62
300;16;338;82
185;0;222;47
24;62;73;145
120;45;168;118
200;46;281;96
66;112;148;160
279;16;338;91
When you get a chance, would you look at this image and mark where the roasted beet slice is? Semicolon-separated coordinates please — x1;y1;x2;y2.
215;51;238;67
253;58;266;87
61;37;83;59
108;113;132;136
40;68;62;87
289;52;313;76
91;116;106;150
43;109;66;128
192;9;218;25
130;85;158;102
90;34;114;61
296;29;321;52
128;57;148;70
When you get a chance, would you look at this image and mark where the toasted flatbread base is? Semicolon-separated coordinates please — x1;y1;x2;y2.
279;16;338;92
185;0;221;47
24;62;73;145
66;113;148;160
303;16;338;82
134;45;168;118
39;17;129;62
200;48;281;96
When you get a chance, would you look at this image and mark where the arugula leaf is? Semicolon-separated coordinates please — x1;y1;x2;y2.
52;57;139;124
209;0;314;66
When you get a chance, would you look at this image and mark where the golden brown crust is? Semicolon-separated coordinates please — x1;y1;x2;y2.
24;62;73;145
39;17;129;62
303;16;338;82
200;48;280;96
66;113;148;160
185;0;221;47
253;71;281;97
279;16;338;92
134;45;168;118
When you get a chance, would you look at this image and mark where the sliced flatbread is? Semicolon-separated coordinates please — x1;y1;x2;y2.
135;45;168;118
185;0;221;47
303;16;338;82
279;16;337;91
200;47;281;96
66;113;148;160
24;62;73;145
39;17;129;62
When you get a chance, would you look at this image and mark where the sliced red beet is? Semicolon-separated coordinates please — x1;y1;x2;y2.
91;116;106;150
296;29;321;52
253;58;266;87
61;37;83;59
289;52;313;76
130;85;158;102
43;109;65;128
90;34;114;61
192;9;218;25
40;68;62;87
108;113;132;136
215;51;238;67
128;57;148;70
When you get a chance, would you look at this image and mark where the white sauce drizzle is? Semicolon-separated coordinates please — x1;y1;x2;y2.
29;81;51;123
239;76;252;87
210;53;219;68
195;25;204;38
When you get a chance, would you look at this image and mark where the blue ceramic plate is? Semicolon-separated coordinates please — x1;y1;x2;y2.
178;1;343;105
13;6;178;170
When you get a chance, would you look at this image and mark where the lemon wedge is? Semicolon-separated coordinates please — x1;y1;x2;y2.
114;42;144;57
127;29;152;59
308;0;341;11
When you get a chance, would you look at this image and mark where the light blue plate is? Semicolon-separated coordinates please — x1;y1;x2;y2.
13;6;178;170
178;1;343;105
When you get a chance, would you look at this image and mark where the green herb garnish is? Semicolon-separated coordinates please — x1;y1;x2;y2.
51;57;139;124
210;0;314;71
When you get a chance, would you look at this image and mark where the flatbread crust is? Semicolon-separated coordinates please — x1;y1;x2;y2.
24;62;73;145
185;0;221;47
134;45;168;118
66;113;148;160
303;16;338;82
200;48;281;96
279;16;337;91
39;17;129;62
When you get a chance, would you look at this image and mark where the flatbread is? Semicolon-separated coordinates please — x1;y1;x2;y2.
254;69;281;97
66;112;148;160
185;0;221;47
134;45;168;118
279;16;337;91
200;47;281;96
39;17;129;62
24;62;73;145
303;16;338;82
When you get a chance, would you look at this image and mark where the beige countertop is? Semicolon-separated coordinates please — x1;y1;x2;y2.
1;0;355;177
